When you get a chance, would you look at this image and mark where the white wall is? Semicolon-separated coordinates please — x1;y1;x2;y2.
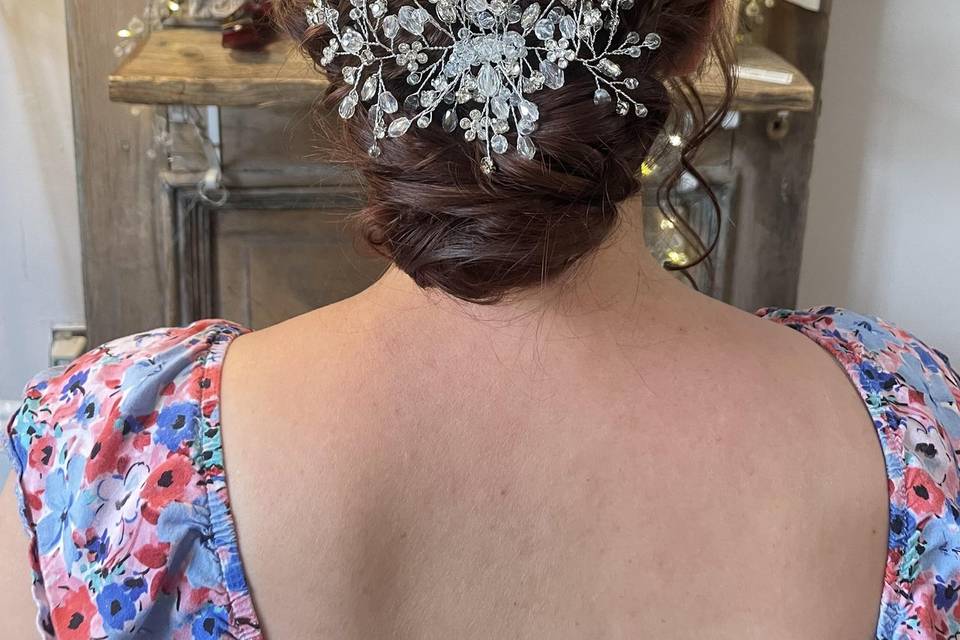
799;1;960;359
0;0;85;399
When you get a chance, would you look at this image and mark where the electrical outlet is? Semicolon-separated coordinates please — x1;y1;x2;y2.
51;324;88;367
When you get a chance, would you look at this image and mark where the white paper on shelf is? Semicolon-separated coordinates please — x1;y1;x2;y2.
735;65;795;85
783;0;821;11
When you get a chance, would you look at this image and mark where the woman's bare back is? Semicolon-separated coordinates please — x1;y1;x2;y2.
218;267;889;639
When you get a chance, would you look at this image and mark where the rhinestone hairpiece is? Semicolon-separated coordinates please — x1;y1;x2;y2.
306;0;661;174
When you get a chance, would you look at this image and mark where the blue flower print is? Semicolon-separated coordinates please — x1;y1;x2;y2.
86;529;110;563
827;309;901;352
192;604;230;640
75;393;99;425
889;505;917;550
157;501;221;589
96;582;137;631
876;599;909;637
916;345;941;371
119;345;190;416
859;360;896;397
35;455;95;574
898;353;960;438
918;517;960;578
60;370;88;401
156;402;200;452
123;576;148;601
935;576;960;611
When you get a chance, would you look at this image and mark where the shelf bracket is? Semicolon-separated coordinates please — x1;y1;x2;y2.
172;105;229;206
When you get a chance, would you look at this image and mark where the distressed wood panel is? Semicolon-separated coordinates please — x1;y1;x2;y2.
727;0;832;311
161;184;381;329
214;203;387;329
67;1;174;345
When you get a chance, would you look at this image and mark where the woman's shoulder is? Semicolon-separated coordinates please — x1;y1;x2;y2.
3;318;261;639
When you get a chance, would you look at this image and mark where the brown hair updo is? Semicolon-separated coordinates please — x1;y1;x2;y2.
273;0;733;303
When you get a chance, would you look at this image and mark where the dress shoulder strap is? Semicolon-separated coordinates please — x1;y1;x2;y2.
4;319;263;639
757;305;960;639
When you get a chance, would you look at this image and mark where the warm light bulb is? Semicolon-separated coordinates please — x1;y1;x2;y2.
668;134;683;147
117;28;132;38
666;250;689;266
168;1;181;10
640;161;656;176
659;218;675;230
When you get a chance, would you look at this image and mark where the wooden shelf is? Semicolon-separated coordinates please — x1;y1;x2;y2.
109;28;814;112
109;28;327;107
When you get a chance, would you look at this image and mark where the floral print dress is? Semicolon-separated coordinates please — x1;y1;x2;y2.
4;320;261;639
4;306;960;639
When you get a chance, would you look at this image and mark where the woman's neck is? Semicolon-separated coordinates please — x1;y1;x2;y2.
361;193;696;330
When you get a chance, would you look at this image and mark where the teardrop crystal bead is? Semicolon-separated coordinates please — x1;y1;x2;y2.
339;28;363;54
520;3;540;28
592;88;612;105
442;108;458;132
517;118;537;135
518;99;539;121
491;134;508;154
388;117;412;137
534;18;554;40
379;91;398;114
491;96;510;119
360;75;378;101
382;15;399;38
338;91;358;119
539;60;564;89
517;134;536;159
398;6;426;35
477;63;501;97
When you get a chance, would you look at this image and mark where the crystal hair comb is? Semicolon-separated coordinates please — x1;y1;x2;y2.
305;0;661;174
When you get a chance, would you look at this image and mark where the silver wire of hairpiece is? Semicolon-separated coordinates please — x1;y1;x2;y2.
306;0;661;174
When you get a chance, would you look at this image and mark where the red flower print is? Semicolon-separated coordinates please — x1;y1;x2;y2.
28;435;57;471
133;432;152;451
906;466;946;517
149;567;181;599
142;454;193;510
25;490;42;513
99;361;128;389
85;420;125;482
50;585;96;639
134;542;170;569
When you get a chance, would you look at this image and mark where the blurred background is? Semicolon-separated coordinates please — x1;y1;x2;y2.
0;0;957;409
